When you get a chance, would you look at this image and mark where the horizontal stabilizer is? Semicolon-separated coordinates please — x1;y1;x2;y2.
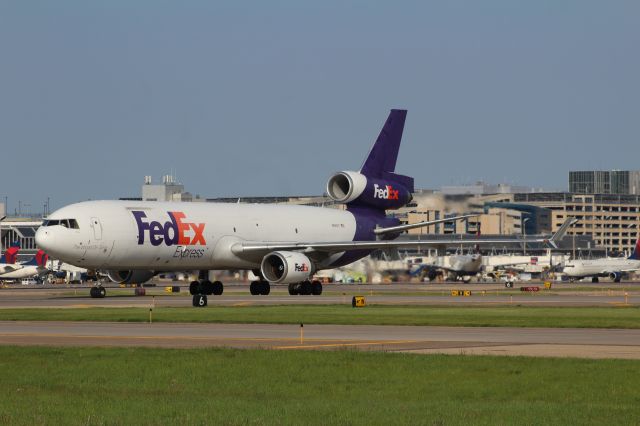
374;214;478;236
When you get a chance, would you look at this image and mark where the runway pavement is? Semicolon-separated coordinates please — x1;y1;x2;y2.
1;321;639;359
0;282;638;308
1;281;640;308
2;283;640;358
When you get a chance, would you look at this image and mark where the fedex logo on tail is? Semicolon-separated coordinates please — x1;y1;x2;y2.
373;184;399;200
133;211;206;247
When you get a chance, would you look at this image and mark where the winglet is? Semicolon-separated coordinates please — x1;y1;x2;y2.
547;217;578;249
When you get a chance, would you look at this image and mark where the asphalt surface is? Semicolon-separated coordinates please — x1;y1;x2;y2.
2;281;640;359
1;321;639;359
0;281;638;308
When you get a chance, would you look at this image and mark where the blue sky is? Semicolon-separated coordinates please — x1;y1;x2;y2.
1;1;639;214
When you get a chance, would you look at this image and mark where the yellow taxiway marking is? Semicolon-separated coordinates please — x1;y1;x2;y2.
275;340;421;350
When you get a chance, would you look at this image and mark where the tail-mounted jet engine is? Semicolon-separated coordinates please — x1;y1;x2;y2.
107;270;155;284
326;171;412;210
261;251;315;284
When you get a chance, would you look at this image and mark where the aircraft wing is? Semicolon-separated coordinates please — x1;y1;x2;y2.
373;214;478;236
234;237;553;256
234;217;577;256
0;264;21;274
603;268;640;274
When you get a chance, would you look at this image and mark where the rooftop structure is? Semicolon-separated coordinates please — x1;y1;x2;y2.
569;170;640;195
440;181;546;196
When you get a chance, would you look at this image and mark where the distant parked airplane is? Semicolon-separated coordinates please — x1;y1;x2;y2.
561;237;640;282
0;250;49;281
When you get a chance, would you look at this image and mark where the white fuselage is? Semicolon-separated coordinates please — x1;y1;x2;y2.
35;200;360;271
430;254;483;275
0;265;45;280
562;258;640;278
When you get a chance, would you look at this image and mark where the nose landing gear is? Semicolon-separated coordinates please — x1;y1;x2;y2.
89;286;106;298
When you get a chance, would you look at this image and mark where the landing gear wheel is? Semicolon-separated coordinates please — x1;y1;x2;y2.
212;281;224;295
301;280;312;295
311;280;323;295
189;281;201;295
90;286;106;298
288;283;298;295
202;280;214;295
259;281;270;295
192;294;207;307
250;281;259;295
592;277;599;283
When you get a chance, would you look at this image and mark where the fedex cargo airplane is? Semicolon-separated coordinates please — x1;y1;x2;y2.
36;110;565;303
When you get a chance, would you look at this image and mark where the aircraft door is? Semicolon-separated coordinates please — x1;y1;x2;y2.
90;217;103;240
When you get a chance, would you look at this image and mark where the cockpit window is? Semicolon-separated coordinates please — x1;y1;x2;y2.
42;219;79;229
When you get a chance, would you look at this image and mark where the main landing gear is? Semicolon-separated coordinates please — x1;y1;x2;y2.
288;280;322;296
89;285;106;298
250;280;270;295
190;271;224;307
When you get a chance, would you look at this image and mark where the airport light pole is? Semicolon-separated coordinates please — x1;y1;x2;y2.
604;215;612;257
522;217;530;256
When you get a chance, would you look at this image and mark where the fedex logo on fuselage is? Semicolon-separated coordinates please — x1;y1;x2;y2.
132;211;206;246
373;184;399;200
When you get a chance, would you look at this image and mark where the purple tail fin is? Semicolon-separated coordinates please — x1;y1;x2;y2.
361;109;406;177
360;109;414;192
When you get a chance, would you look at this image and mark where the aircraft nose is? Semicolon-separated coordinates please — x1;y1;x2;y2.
35;227;56;253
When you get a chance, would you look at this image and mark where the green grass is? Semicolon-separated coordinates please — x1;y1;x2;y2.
2;305;640;328
0;346;638;425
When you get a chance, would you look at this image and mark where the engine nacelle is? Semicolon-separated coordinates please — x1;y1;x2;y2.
260;251;314;284
107;270;155;284
608;271;622;282
326;171;412;210
326;171;368;203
